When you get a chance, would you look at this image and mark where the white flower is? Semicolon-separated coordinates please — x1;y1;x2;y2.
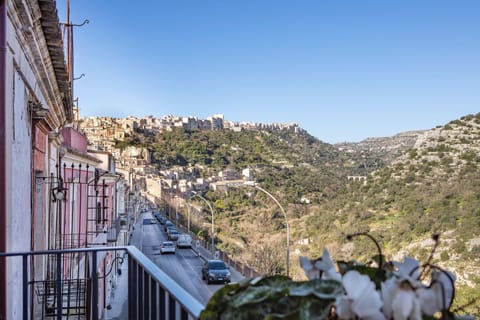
299;256;321;280
390;283;422;320
336;270;385;320
416;286;438;316
382;257;422;320
315;248;342;281
299;246;467;319
417;269;456;315
299;248;341;281
393;256;420;282
336;296;355;320
432;269;455;309
381;277;397;318
383;278;423;320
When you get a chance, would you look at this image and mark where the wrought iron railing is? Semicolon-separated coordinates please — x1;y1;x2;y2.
0;246;204;320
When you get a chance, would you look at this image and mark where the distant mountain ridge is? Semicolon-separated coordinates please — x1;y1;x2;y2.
335;130;424;154
334;130;426;168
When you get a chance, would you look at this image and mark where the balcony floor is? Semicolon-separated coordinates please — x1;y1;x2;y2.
104;255;129;320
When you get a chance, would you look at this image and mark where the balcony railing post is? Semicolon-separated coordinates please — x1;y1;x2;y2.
22;255;28;320
168;293;175;320
56;253;62;320
128;256;137;319
139;267;144;320
92;251;98;320
144;270;150;320
159;286;166;319
150;277;157;320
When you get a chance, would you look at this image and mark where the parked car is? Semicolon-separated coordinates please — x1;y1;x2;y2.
160;241;176;254
168;229;179;241
201;260;231;284
176;234;192;248
164;221;174;231
158;216;166;224
166;225;177;234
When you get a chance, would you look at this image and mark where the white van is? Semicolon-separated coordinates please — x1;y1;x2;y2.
176;234;192;248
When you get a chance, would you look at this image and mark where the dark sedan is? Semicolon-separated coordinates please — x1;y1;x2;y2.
201;260;231;284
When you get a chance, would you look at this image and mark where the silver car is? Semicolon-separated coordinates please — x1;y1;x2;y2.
160;241;176;254
167;229;179;241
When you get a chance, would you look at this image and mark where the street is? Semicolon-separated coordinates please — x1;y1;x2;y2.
138;211;244;305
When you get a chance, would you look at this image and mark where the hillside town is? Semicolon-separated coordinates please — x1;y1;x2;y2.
80;114;302;153
79;114;302;210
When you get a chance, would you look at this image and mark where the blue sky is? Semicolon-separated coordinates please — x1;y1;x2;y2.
57;1;480;143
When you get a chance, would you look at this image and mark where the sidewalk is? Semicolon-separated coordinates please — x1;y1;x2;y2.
104;218;143;320
104;254;129;320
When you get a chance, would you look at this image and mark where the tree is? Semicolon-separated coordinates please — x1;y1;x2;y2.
246;241;284;275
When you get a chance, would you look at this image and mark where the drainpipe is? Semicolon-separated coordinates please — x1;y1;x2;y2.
0;0;8;318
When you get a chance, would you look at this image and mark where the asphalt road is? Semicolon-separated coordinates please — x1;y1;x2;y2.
139;211;244;305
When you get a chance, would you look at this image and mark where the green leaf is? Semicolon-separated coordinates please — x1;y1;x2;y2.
289;279;344;299
232;286;283;308
200;276;344;320
298;299;336;320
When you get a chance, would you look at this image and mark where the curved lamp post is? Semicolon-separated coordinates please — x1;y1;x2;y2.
243;181;290;277
190;193;215;253
176;197;191;233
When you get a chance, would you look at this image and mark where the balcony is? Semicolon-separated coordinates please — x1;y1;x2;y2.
0;246;204;319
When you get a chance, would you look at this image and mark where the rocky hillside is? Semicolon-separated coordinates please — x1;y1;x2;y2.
335;130;425;167
303;113;480;314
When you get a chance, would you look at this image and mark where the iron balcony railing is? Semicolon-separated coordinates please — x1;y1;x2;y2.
0;245;204;320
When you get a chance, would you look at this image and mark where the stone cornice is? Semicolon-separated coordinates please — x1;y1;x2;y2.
9;0;72;127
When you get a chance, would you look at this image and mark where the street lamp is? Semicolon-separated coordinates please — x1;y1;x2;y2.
243;181;290;277
176;196;191;233
190;192;215;253
174;196;179;226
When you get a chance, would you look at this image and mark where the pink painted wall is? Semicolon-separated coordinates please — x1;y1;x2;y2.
61;127;88;153
60;166;96;248
33;126;47;171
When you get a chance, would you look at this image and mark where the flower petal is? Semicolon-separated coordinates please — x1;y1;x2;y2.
432;269;456;309
417;286;439;316
381;277;397;318
299;256;321;280
394;257;420;280
324;267;342;281
391;289;414;320
342;270;373;300
335;296;354;320
299;256;313;272
391;288;421;320
352;286;383;319
314;248;335;271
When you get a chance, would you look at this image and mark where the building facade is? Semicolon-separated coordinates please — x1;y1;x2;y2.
1;0;74;318
0;1;131;318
